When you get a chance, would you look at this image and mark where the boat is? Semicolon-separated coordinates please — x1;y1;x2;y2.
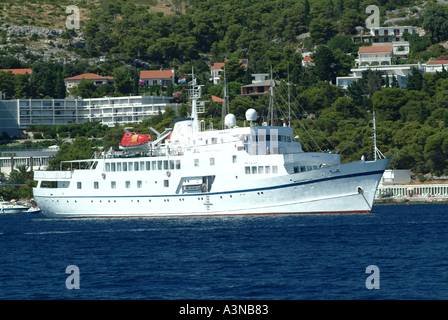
33;71;390;218
24;206;41;214
119;128;153;153
0;200;29;214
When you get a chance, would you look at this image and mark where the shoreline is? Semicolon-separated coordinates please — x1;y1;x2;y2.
374;196;448;204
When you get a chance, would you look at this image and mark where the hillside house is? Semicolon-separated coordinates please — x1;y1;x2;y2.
140;69;175;87
64;73;114;94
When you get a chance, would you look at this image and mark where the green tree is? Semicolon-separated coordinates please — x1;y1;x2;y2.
423;4;448;43
71;78;99;99
14;73;30;98
406;66;423;91
311;45;335;82
113;66;134;95
56;70;66;99
221;57;245;83
0;70;15;98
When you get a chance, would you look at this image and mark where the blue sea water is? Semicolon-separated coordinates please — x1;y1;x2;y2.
1;204;448;300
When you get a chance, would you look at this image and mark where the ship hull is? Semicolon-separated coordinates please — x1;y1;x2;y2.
34;159;389;218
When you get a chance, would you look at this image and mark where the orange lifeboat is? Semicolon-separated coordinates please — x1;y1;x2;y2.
119;130;153;153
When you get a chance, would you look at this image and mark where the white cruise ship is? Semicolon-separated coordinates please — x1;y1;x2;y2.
33;76;390;218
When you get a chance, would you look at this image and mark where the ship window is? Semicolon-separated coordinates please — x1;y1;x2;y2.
210;158;215;166
265;166;271;174
300;166;306;172
252;166;257;174
194;159;199;167
152;161;157;170
306;166;312;171
134;161;139;171
111;163;116;172
77;182;82;189
245;166;250;174
146;161;151;170
163;160;168;170
313;165;318;169
129;162;133;171
278;135;282;142
259;134;265;142
272;166;278;174
105;163;110;172
271;133;277;141
117;162;122;172
232;155;237;163
164;180;169;187
294;166;299;173
287;136;292;143
157;161;162;170
170;160;174;170
123;162;127;171
125;181;130;188
111;181;116;189
282;136;286;142
94;181;99;189
212;137;217;144
140;161;145;171
137;180;142;188
258;166;264;174
176;160;181;169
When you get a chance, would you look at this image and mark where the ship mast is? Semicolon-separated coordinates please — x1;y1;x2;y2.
221;65;227;130
269;66;274;126
187;67;201;138
373;110;385;161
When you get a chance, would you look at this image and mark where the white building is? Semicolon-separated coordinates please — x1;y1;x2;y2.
425;60;448;73
336;63;424;89
354;26;415;44
0;149;58;176
140;69;175;86
369;26;414;43
0;96;179;137
210;59;248;85
64;73;115;94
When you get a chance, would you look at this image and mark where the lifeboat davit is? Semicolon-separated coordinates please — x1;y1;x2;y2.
119;130;153;153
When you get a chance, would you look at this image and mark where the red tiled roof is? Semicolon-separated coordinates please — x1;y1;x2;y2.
211;62;225;70
140;70;174;79
64;73;114;81
211;60;248;70
359;46;393;53
239;59;248;68
303;56;313;61
427;60;448;65
0;68;33;75
211;95;224;102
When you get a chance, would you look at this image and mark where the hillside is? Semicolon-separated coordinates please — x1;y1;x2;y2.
1;0;448;179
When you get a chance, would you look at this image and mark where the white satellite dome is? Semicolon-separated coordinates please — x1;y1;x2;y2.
245;108;257;121
225;113;237;128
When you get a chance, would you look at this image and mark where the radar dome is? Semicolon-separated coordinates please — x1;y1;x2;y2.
225;114;237;128
245;108;257;121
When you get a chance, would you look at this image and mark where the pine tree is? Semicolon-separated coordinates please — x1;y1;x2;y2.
385;74;389;87
56;70;66;99
391;74;399;88
304;0;311;27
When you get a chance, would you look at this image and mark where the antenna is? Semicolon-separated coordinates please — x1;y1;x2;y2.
373;110;385;161
288;61;290;128
221;65;227;130
269;66;274;126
